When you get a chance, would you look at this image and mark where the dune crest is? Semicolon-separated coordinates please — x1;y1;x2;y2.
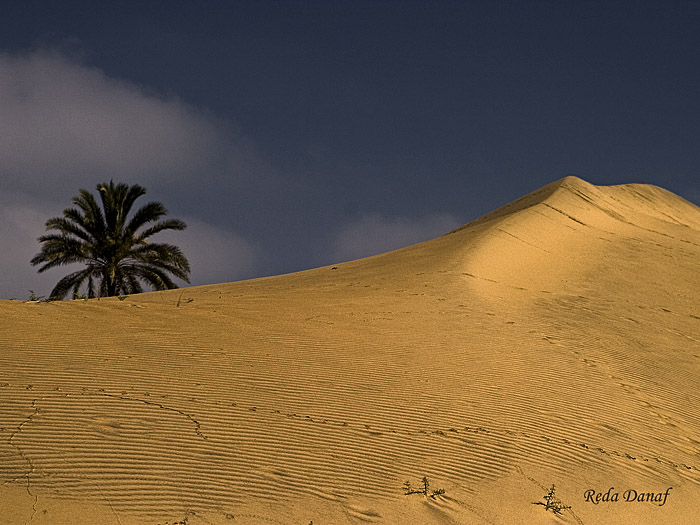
1;177;699;524
447;176;700;298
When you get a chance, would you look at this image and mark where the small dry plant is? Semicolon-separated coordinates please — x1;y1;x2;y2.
403;476;446;498
541;484;571;514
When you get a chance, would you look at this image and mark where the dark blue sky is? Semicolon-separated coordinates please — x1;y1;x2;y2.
1;1;699;298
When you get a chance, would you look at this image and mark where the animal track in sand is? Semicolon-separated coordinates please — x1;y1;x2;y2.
4;398;41;521
93;392;208;441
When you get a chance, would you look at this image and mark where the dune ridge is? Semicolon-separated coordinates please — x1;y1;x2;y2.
1;176;699;524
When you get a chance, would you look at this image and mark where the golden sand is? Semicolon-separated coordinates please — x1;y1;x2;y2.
1;176;699;523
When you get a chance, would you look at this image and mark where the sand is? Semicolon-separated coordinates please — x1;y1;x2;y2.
1;176;699;524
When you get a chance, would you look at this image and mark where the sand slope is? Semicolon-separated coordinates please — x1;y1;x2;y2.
1;176;699;524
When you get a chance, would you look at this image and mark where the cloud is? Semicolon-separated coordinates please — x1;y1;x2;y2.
0;49;274;298
0;193;64;299
159;218;261;287
332;212;462;262
0;49;270;198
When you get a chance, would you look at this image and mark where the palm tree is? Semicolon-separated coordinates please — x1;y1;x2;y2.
31;181;191;300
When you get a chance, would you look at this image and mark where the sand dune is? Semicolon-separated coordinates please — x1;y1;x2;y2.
1;176;699;524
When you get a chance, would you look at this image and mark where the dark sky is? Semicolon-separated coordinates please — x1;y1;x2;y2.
1;1;699;299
